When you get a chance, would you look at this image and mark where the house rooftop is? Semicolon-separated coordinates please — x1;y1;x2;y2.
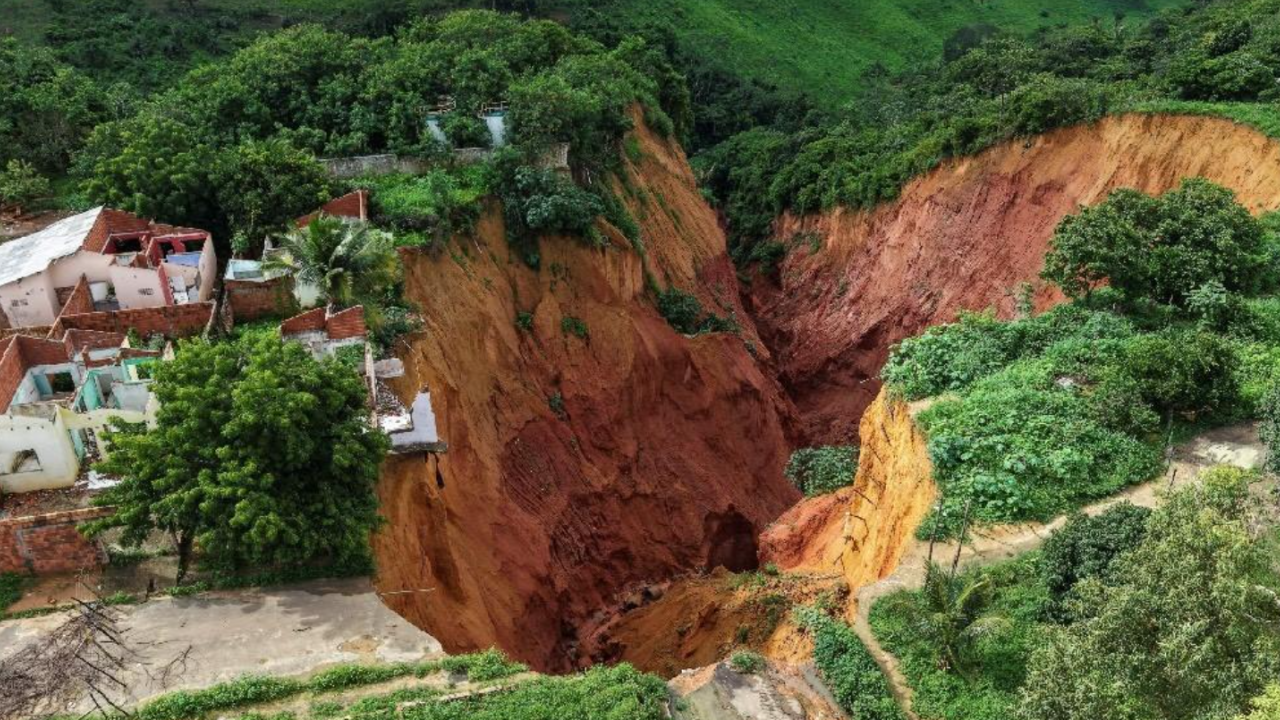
0;207;104;287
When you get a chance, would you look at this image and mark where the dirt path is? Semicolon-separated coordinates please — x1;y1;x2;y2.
849;423;1263;719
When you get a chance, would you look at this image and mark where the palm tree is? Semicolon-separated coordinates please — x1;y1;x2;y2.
920;563;1008;676
264;215;400;309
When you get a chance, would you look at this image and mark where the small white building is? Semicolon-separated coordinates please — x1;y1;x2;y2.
0;208;217;329
0;332;160;493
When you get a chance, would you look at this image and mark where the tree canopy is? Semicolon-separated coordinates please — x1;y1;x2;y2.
86;333;387;580
1042;179;1273;311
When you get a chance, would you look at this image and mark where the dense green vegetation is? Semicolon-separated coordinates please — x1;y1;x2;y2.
784;445;860;497
85;332;387;582
691;0;1280;262
881;180;1280;536
561;0;1184;109
795;605;905;720
870;471;1280;720
0;572;25;613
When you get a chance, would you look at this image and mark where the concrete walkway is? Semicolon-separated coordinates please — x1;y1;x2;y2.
850;423;1264;719
0;577;443;713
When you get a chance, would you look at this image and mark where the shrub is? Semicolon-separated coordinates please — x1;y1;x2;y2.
0;572;25;613
561;315;589;339
729;651;766;674
784;446;859;497
0;159;50;212
515;311;534;331
657;287;704;335
1040;502;1151;617
442;113;492;149
1116;329;1240;417
1007;75;1107;136
1259;383;1280;474
439;648;526;682
656;286;739;336
795;606;905;720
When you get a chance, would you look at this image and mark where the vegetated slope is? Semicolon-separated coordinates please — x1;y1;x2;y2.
569;0;1183;106
372;118;801;673
752;114;1280;444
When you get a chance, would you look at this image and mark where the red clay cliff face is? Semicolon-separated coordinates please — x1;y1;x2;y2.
752;114;1280;443
373;118;801;672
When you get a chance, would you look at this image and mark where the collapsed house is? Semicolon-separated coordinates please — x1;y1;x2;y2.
0;207;216;329
0;331;161;493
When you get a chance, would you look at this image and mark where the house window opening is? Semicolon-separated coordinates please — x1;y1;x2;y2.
47;371;76;394
0;449;42;475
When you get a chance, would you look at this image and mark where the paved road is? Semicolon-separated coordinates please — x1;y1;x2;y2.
0;577;443;712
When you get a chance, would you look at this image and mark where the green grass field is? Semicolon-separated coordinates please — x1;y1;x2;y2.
597;0;1186;103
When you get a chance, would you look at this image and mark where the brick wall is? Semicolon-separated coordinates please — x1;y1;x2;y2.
15;335;72;366
60;275;95;317
296;190;368;227
0;507;114;574
0;342;24;413
226;277;298;321
326;306;367;340
51;303;214;338
280;307;326;334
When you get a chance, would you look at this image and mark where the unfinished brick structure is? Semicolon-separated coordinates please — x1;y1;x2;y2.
50;302;214;338
224;276;297;322
0;506;113;574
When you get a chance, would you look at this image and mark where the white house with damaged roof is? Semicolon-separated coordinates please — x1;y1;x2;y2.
0;207;216;330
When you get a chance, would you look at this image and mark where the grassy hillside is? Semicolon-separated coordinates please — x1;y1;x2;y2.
572;0;1187;105
0;0;1184;102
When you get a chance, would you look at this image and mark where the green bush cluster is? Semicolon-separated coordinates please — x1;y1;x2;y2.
869;472;1280;720
729;651;766;674
784;446;859;497
0;572;25;613
655;287;738;336
1039;503;1151;619
886;181;1279;537
795;605;905;720
361;169;486;247
870;556;1049;720
29;10;684;254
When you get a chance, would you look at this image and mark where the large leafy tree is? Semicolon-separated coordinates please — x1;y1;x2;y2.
86;334;387;581
1041;179;1271;309
265;215;400;309
215;137;333;254
1019;469;1280;720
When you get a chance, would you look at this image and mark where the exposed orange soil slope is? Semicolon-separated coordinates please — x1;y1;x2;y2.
578;568;842;678
373;117;801;672
752;114;1280;443
760;391;935;618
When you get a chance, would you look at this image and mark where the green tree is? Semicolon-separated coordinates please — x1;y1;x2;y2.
784;445;859;497
0;38;113;172
1040;502;1150;617
264;215;400;309
1042;179;1269;310
1258;383;1280;474
1237;685;1280;720
919;564;1007;676
86;334;387;580
214;138;333;253
81;114;220;233
0;160;51;214
1019;471;1280;720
